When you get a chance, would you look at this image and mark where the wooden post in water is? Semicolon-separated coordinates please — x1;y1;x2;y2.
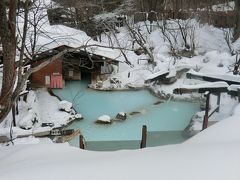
79;135;85;149
140;125;147;148
202;92;210;130
216;92;221;112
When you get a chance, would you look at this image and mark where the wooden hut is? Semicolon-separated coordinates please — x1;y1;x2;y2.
30;45;120;88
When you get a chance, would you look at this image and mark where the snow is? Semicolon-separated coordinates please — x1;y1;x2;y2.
1;112;240;180
0;89;77;138
26;90;37;108
118;112;126;116
1;1;240;179
58;100;73;113
186;107;240;144
73;114;83;119
212;1;235;12
145;70;169;81
188;69;240;83
178;81;229;90
33;89;76;127
97;115;111;122
18;110;37;129
228;84;240;91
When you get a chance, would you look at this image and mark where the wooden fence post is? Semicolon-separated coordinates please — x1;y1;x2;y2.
202;92;210;130
238;88;240;103
140;125;147;149
79;135;85;149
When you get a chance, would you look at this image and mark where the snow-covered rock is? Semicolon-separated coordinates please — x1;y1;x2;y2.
96;115;112;124
116;112;127;120
69;114;83;121
58;101;73;113
74;114;83;119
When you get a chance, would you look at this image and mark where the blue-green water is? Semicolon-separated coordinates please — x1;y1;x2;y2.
53;80;199;150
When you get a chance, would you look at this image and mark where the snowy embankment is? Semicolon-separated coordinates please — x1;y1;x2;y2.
0;89;81;141
1;106;240;180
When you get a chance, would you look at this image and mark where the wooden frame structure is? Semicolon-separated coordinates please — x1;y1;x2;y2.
174;84;228;130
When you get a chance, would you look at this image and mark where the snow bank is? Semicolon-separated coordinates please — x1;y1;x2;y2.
0;89;77;138
1;113;240;180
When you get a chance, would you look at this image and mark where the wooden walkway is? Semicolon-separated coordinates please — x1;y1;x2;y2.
186;70;240;85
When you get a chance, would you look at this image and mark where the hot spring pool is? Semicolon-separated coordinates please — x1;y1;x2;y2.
53;80;200;151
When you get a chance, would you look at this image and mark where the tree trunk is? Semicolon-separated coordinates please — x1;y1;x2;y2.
0;0;17;123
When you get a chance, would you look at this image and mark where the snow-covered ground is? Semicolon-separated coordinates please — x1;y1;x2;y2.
0;89;81;141
1;0;240;179
212;1;235;11
1;105;240;180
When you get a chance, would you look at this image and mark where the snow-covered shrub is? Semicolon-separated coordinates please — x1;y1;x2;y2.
18;110;38;130
26;91;37;109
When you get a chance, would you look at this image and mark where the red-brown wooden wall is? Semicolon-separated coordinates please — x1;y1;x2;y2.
31;58;63;88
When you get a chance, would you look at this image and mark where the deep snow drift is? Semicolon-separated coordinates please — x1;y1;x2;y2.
1;108;240;180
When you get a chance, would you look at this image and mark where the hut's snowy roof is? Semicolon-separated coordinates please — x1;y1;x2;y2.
17;0;124;62
34;25;124;62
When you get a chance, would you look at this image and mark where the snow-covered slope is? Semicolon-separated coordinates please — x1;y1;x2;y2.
1;110;240;180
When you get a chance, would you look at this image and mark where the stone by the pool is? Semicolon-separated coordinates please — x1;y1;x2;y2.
96;115;112;124
116;112;127;120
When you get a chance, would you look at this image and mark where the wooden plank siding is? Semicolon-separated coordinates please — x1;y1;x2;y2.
31;58;63;88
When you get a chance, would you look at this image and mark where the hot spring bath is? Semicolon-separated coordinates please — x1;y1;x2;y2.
53;81;200;151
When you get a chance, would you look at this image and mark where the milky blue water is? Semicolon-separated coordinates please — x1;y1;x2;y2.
53;80;199;150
